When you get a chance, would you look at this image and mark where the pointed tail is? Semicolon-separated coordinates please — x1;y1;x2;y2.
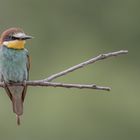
12;93;23;116
5;85;27;125
16;115;21;125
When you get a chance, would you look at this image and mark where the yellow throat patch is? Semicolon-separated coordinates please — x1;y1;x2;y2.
3;40;25;49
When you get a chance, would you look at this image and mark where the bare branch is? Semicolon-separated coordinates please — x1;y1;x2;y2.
0;50;128;92
0;81;111;91
42;50;128;82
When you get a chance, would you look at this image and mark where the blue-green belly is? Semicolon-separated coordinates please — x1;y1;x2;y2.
0;46;28;82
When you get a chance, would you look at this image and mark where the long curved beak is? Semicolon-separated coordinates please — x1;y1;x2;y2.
12;32;33;40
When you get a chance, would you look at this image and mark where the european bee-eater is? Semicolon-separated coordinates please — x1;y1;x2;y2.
0;28;32;125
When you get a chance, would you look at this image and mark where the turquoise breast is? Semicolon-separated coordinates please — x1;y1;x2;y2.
0;46;28;82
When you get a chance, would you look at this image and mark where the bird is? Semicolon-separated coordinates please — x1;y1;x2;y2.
0;27;33;125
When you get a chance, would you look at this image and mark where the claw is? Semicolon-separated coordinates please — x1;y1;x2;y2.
23;80;26;87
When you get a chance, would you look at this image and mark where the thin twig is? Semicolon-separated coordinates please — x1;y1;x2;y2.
42;50;128;82
0;81;111;91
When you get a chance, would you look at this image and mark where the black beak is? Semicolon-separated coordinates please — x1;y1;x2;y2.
12;33;33;40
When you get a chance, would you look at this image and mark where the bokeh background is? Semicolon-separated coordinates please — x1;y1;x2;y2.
0;0;139;140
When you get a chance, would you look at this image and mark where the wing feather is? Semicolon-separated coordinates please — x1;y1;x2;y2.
22;49;30;101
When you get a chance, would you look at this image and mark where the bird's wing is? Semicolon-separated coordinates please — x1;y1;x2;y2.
22;49;30;101
26;50;30;80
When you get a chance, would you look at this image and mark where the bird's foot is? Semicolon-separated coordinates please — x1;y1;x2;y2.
23;80;27;87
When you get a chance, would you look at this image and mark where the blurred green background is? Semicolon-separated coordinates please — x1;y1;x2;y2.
0;0;139;140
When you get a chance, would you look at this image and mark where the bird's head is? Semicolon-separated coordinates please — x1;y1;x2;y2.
0;27;33;49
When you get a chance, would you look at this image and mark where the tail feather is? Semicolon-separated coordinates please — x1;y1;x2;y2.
12;94;23;115
4;85;27;125
16;115;21;125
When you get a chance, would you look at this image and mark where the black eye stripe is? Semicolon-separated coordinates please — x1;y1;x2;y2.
4;35;24;41
11;36;18;40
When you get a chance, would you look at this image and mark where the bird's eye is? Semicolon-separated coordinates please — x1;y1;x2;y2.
7;35;17;41
9;35;13;40
11;36;18;40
